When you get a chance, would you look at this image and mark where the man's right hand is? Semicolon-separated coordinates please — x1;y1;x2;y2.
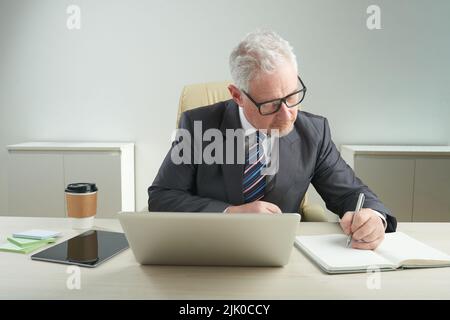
225;201;282;214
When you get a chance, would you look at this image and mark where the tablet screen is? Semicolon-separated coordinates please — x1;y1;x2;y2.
31;230;129;267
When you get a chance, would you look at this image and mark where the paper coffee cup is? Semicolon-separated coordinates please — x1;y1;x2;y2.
65;183;98;230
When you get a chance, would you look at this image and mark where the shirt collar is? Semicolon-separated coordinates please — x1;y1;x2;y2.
238;107;269;142
239;107;257;136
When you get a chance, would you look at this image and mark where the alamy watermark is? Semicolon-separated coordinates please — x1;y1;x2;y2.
366;265;381;290
367;4;381;30
66;265;81;290
66;5;81;30
170;122;280;175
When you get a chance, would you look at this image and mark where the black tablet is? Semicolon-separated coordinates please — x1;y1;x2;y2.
31;230;129;268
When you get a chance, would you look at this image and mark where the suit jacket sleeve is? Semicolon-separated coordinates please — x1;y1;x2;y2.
311;118;397;232
148;112;230;212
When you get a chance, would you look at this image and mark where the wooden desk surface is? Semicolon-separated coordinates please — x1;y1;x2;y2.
1;216;450;299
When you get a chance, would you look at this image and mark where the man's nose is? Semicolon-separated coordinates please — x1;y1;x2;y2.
278;101;292;119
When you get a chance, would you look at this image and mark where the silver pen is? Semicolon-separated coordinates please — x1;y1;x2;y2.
346;193;365;248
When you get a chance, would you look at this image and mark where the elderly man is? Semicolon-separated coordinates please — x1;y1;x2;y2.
148;30;397;250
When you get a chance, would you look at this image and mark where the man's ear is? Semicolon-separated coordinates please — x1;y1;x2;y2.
228;84;244;107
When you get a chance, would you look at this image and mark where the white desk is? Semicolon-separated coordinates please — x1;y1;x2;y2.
1;216;450;299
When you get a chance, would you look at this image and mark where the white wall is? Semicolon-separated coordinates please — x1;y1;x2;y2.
1;0;449;215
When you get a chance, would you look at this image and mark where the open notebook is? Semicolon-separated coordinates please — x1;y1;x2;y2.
295;232;450;274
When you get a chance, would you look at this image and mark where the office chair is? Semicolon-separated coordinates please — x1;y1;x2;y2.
177;81;328;222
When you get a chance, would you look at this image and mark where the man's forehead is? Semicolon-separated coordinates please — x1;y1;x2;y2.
248;71;299;101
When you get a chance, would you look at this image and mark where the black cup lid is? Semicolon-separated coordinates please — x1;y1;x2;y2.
65;183;98;193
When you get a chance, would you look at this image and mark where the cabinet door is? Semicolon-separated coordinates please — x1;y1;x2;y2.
63;152;121;218
354;156;415;222
7;152;65;217
413;158;450;222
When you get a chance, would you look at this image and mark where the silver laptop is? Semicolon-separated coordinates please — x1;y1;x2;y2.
118;212;301;267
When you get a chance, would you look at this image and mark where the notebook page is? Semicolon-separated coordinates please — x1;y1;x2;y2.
295;234;394;272
375;232;450;267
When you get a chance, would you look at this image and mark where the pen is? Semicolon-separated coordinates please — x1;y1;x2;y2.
346;192;365;248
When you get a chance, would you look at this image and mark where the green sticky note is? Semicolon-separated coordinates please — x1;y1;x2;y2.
0;236;56;254
0;241;46;254
7;236;56;248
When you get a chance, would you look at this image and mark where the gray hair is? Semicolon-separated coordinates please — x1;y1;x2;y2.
229;30;298;92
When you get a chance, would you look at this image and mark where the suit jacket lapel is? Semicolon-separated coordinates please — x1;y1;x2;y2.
262;119;301;208
220;100;245;205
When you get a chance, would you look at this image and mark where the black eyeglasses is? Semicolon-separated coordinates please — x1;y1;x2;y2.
242;75;307;116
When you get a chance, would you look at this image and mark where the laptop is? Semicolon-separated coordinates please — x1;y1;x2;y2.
118;212;301;267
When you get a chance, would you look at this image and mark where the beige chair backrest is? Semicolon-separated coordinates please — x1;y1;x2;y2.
177;81;232;127
176;81;309;213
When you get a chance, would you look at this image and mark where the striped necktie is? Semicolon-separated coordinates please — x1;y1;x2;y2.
243;132;267;203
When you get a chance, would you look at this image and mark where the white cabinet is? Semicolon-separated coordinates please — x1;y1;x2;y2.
6;142;135;218
341;145;450;222
7;152;65;217
413;159;450;222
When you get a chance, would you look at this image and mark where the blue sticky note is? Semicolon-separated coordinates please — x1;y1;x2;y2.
12;229;61;240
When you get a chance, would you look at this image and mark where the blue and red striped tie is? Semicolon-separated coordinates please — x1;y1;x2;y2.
243;133;267;203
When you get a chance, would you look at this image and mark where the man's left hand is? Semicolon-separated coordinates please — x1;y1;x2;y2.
340;208;385;250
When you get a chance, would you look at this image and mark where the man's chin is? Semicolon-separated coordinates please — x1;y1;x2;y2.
269;123;294;137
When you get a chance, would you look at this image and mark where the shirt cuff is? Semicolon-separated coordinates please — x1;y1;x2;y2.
372;210;387;230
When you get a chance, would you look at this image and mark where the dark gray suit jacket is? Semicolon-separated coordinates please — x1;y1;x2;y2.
148;100;397;232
